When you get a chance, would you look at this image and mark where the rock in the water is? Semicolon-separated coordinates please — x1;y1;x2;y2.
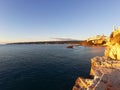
66;45;73;48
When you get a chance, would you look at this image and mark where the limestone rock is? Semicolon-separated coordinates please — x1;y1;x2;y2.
73;26;120;90
72;56;120;90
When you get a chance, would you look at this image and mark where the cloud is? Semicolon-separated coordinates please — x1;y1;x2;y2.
51;37;79;41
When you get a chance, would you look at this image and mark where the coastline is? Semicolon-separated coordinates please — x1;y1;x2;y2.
72;56;120;90
72;27;120;90
6;40;106;47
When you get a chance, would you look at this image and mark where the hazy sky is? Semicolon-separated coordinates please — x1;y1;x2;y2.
0;0;120;43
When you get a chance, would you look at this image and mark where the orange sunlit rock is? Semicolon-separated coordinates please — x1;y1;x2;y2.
73;26;120;90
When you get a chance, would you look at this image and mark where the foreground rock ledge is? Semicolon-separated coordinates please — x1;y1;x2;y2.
73;56;120;90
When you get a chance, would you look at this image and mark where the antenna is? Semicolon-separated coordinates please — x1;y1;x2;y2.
113;25;115;31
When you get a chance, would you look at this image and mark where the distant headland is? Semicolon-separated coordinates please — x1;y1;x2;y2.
7;34;108;47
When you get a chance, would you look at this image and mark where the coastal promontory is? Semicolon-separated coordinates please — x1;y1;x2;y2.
72;26;120;90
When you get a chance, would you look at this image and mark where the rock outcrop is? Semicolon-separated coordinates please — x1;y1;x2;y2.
87;35;108;46
73;56;120;90
73;26;120;90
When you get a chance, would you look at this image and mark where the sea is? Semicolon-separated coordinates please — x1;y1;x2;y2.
0;44;105;90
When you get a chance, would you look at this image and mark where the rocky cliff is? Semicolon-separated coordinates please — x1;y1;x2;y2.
73;26;120;90
87;35;108;46
73;56;120;90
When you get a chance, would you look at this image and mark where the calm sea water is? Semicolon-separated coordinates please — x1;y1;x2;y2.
0;44;105;90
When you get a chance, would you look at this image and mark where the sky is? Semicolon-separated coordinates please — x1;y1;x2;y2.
0;0;120;43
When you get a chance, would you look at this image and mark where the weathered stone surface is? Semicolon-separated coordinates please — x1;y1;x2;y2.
73;56;120;90
95;71;120;90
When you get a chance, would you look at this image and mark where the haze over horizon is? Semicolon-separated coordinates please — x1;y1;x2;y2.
1;0;120;43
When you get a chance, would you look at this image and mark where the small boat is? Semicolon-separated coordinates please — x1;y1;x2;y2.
66;45;73;48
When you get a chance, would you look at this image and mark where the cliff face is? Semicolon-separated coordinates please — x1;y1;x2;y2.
73;26;120;90
87;35;108;46
73;56;120;90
